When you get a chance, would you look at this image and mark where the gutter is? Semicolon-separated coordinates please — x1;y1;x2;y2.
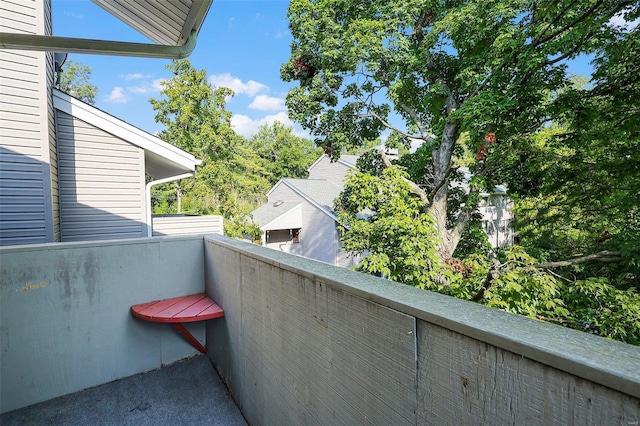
0;30;198;59
145;173;195;237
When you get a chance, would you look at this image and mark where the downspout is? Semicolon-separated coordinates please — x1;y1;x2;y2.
145;173;194;237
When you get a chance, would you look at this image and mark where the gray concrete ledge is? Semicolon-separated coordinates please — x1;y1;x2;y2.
206;234;640;399
0;355;246;426
0;234;207;254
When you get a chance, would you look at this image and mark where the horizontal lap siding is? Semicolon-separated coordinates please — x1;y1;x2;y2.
45;0;59;241
152;215;223;236
56;111;146;241
0;0;52;246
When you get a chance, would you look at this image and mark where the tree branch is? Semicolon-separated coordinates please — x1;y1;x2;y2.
379;149;431;209
358;111;423;140
428;165;458;202
532;0;580;41
534;250;625;269
543;1;634;66
397;101;437;141
533;0;604;47
471;257;501;301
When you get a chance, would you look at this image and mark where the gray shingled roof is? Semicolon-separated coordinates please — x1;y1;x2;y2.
251;201;300;228
281;178;343;216
338;155;359;168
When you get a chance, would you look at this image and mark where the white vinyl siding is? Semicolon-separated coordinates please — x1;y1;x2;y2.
43;0;59;241
0;0;54;246
152;215;223;236
56;111;146;241
266;184;340;265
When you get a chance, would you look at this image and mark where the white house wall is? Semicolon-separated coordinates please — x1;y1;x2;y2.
0;0;55;246
479;194;514;248
56;111;146;241
152;215;223;237
267;183;339;265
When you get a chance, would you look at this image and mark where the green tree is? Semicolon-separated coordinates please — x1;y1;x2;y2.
336;166;445;288
284;1;640;344
150;60;270;238
283;0;633;260
494;27;640;289
57;59;98;104
249;122;322;184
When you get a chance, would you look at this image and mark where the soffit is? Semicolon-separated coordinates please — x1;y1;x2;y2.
91;0;212;46
0;0;213;58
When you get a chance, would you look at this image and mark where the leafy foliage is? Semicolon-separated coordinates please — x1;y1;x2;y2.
58;59;98;104
249;122;322;185
284;1;640;344
149;60;270;238
494;29;640;289
336;167;445;288
284;0;633;259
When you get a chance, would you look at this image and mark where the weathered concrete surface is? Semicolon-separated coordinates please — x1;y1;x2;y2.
204;234;640;425
205;238;417;425
0;355;246;426
0;236;207;413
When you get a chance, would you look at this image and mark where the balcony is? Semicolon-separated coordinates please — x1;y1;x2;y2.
1;235;639;424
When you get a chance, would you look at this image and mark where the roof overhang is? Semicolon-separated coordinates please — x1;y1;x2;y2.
0;0;213;58
53;89;201;179
253;202;303;231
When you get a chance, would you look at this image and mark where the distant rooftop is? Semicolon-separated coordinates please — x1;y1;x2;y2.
279;178;343;216
251;201;301;229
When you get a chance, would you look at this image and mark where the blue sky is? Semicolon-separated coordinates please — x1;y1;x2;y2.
52;0;300;138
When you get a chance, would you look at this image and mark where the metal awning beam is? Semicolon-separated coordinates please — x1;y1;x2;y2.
0;30;197;59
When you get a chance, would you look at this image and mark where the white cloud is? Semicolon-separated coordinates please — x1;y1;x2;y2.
125;78;164;95
231;112;294;137
209;73;268;97
105;87;127;103
64;11;83;19
248;95;286;111
609;12;639;30
127;85;148;95
122;73;152;81
152;78;165;91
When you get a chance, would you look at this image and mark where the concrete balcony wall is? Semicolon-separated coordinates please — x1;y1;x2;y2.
0;235;207;413
204;235;640;425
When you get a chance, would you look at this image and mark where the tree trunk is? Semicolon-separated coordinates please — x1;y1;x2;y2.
428;121;459;259
176;184;183;214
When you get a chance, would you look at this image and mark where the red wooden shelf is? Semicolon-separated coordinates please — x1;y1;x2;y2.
131;293;224;353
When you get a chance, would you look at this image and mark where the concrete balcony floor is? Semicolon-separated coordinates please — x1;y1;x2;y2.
1;356;246;426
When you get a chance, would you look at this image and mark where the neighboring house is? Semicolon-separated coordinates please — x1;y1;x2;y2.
306;154;359;184
251;154;514;265
458;167;514;249
251;154;360;267
251;178;357;267
0;0;218;246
